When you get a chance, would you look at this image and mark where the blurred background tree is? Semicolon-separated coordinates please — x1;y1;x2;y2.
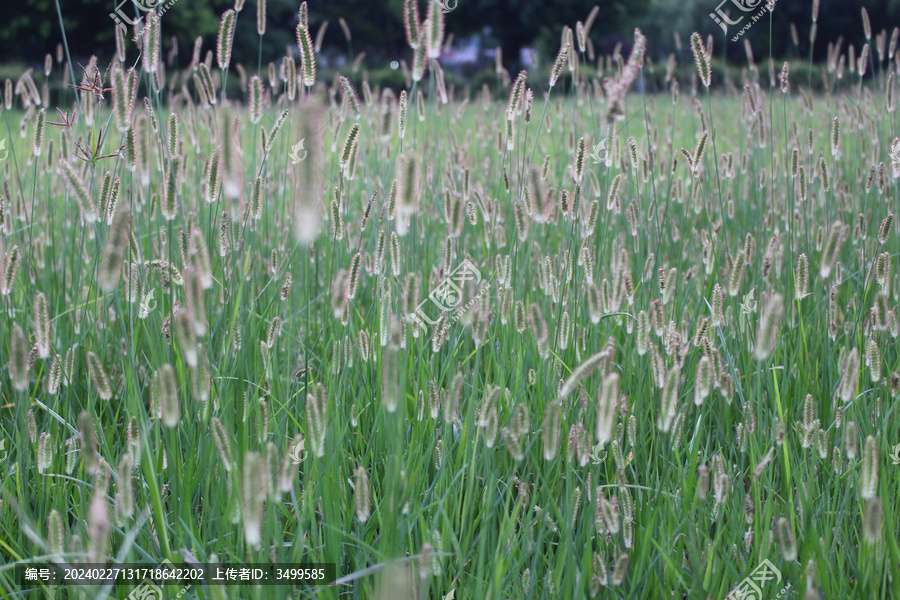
0;0;896;76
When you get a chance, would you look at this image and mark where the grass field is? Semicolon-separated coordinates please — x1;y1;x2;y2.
2;2;900;599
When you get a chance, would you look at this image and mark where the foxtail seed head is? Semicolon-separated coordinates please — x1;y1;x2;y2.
861;435;878;498
549;42;570;88
248;75;263;124
296;10;316;87
33;292;50;359
728;251;747;296
33;108;46;155
142;12;161;73
838;347;860;402
694;356;711;406
9;324;28;391
426;0;445;59
241;451;267;547
878;214;893;245
795;253;809;299
543;401;561;460
754;293;783;361
404;0;421;49
690;33;711;87
820;221;844;278
217;9;237;69
86;350;113;400
830;116;841;157
866;339;882;382
355;466;371;522
658;366;680;432
777;517;797;561
863;497;882;544
596;372;619;445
